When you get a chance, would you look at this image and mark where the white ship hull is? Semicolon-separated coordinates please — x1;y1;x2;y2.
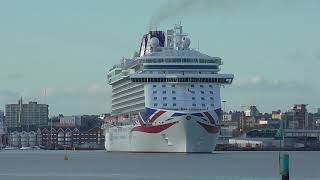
104;110;220;153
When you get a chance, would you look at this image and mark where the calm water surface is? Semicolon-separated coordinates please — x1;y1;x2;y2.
0;150;318;180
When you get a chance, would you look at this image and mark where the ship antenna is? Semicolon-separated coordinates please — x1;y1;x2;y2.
44;88;47;104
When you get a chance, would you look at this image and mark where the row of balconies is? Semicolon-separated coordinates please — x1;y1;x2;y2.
112;80;132;91
112;84;143;98
112;93;145;107
112;102;145;115
112;97;145;109
112;89;144;101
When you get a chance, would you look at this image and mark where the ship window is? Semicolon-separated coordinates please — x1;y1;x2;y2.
153;85;156;88
154;97;157;100
210;97;214;100
163;97;167;100
211;104;214;106
163;103;167;106
154;103;158;107
191;84;194;88
209;85;213;88
202;104;206;107
201;91;204;94
171;84;175;88
172;90;176;94
172;97;176;100
162;84;166;87
210;91;213;94
153;91;157;94
192;103;196;107
200;85;204;88
201;97;205;100
192;97;196;100
173;103;176;106
162;91;166;94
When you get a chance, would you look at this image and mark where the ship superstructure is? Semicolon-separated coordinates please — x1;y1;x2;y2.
105;24;233;152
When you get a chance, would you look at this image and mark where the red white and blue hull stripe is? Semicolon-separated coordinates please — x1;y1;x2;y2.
132;107;221;134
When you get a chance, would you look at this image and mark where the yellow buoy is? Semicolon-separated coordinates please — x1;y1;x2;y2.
64;152;69;160
63;154;69;161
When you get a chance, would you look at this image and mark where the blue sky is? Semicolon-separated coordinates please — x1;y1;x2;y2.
0;0;319;116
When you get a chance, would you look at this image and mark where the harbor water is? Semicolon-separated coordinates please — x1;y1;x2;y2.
0;151;318;180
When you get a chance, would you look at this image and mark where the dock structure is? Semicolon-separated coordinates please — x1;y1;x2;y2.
283;129;320;138
246;129;320;139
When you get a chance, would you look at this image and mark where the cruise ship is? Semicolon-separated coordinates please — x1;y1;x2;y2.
104;24;234;153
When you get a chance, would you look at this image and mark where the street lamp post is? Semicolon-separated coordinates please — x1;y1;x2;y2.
308;107;318;130
50;117;52;149
222;100;226;121
240;105;246;133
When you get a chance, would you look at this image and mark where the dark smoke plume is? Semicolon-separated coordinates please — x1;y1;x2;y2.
150;0;226;29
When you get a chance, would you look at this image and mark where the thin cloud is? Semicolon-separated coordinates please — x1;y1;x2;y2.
0;90;20;108
39;84;111;115
0;73;25;80
283;51;320;65
223;75;318;112
87;83;106;93
315;55;320;64
232;75;312;92
44;83;109;96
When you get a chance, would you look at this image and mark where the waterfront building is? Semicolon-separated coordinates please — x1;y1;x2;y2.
287;104;308;129
0;110;4;131
0;110;4;124
0;110;5;147
315;109;320;118
244;106;260;117
316;120;320;128
39;127;104;150
59;116;81;127
257;119;280;129
7;131;38;148
272;110;281;120
223;113;232;122
281;104;309;129
5;98;49;128
311;110;320;129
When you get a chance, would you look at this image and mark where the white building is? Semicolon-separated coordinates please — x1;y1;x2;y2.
60;116;81;127
223;113;232;121
272;111;282;120
244;106;260;117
